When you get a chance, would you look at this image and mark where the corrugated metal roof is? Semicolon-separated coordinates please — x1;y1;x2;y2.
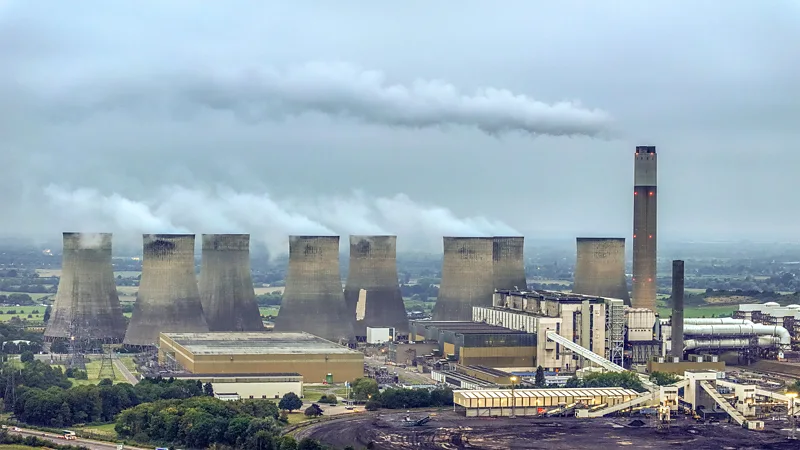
454;388;640;400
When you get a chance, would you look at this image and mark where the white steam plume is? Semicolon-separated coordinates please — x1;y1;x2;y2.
43;185;520;255
43;62;614;138
78;232;104;249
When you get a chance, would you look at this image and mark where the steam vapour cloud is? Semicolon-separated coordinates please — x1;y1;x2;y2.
43;185;520;255
43;62;614;138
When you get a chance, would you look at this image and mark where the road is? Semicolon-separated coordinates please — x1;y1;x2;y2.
112;356;140;385
8;426;145;450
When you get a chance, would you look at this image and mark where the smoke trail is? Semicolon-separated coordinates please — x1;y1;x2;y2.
78;232;105;249
41;62;614;138
42;185;520;255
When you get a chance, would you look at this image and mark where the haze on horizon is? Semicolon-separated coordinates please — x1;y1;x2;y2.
1;0;799;255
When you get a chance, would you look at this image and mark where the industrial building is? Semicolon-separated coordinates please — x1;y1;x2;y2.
409;321;536;367
199;234;264;332
158;332;364;383
45;232;127;345
172;373;303;400
273;236;355;343
453;387;641;417
573;237;631;305
734;303;800;350
432;237;494;321
492;236;527;291
124;234;209;347
632;145;657;311
343;235;409;337
477;289;620;371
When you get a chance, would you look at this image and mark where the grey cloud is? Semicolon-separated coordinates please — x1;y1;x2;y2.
39;62;614;138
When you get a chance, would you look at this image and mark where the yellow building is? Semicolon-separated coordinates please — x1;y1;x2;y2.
453;387;641;417
158;332;364;383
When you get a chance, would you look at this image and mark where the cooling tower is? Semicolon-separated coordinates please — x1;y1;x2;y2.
123;234;208;347
671;260;685;359
273;236;355;342
199;234;263;332
344;235;408;336
632;145;658;311
432;237;494;321
44;233;127;344
492;236;527;291
573;238;631;304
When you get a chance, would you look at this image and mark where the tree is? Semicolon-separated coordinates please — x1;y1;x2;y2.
364;400;380;411
351;378;379;402
203;382;214;397
649;371;680;386
304;403;323;417
278;392;303;412
20;351;34;363
534;366;546;388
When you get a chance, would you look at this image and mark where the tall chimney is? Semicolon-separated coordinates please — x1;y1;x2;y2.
273;236;355;342
199;234;263;332
573;238;631;304
45;232;127;345
432;237;494;321
671;260;685;360
632;145;658;311
123;234;209;347
344;235;408;337
492;236;527;291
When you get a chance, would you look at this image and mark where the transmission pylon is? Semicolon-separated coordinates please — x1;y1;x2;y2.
98;344;120;380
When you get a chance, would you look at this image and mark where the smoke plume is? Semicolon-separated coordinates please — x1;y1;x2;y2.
40;62;614;138
43;185;520;255
78;232;105;249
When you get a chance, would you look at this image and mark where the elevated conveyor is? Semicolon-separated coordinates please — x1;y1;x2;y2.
699;380;747;426
585;392;654;417
545;331;659;392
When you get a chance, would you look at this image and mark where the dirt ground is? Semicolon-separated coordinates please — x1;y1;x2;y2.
295;410;800;450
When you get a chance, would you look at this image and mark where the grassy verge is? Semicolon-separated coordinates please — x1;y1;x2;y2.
76;423;116;439
258;307;280;317
656;304;739;318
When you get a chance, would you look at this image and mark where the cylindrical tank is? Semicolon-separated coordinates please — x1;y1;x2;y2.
45;232;127;344
273;236;355;342
492;236;527;291
432;237;494;321
344;235;408;336
573;238;631;304
123;234;209;347
199;234;264;332
671;260;684;360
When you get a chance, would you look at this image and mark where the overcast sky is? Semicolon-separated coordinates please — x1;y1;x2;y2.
1;1;799;254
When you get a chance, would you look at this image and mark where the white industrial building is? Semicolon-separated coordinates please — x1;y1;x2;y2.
475;290;625;372
173;373;303;399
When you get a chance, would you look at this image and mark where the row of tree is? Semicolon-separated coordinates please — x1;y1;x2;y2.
115;395;319;450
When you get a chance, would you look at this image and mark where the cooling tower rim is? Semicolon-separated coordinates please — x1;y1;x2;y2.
144;233;196;239
201;233;250;238
576;237;626;242
289;235;339;239
443;236;495;240
63;231;112;236
349;234;397;239
492;235;525;239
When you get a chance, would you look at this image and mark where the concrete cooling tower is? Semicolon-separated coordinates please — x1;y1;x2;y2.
123;234;209;347
492;236;527;291
343;235;409;336
44;233;127;344
432;237;494;321
199;234;263;332
273;236;355;342
573;238;631;305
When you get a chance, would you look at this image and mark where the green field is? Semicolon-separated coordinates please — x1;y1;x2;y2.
0;445;49;450
77;422;117;439
0;305;45;322
114;271;141;278
657;304;739;318
259;306;280;317
118;356;139;376
53;360;115;386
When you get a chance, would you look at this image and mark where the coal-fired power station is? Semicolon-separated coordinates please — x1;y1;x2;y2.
45;233;127;344
123;234;209;347
199;234;263;332
632;145;658;311
344;235;409;336
273;236;355;342
492;236;527;291
433;237;494;321
573;237;631;304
